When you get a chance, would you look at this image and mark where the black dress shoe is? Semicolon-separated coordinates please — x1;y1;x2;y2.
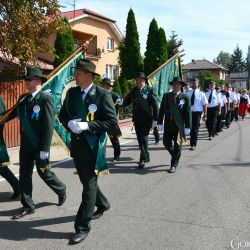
138;161;145;169
69;232;88;245
92;205;110;220
58;193;66;206
12;209;35;219
155;140;160;145
169;166;176;173
113;156;120;162
11;192;20;200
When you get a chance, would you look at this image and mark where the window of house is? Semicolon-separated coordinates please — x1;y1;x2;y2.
186;71;197;78
106;65;118;80
107;37;114;51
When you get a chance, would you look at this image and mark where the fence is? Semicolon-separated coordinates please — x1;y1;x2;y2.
0;80;27;147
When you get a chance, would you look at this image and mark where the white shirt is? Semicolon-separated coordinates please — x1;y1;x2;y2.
31;89;40;100
228;91;236;103
205;90;221;108
186;89;208;112
81;83;93;95
218;92;227;107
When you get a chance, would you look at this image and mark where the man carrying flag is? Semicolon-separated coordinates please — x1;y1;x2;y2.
59;59;120;245
157;77;191;173
118;72;158;169
2;67;66;219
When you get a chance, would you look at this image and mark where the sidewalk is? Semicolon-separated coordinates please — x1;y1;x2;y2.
0;124;134;182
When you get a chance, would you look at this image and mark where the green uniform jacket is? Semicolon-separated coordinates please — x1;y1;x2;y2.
58;84;120;162
6;92;55;152
158;92;191;132
122;85;158;124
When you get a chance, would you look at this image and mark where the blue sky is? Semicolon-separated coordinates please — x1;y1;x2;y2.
59;0;250;64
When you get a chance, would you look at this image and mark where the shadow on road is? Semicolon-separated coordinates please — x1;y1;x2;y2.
0;215;74;241
109;163;169;175
0;202;56;217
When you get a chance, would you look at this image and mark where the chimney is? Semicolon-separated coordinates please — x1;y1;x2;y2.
191;59;195;63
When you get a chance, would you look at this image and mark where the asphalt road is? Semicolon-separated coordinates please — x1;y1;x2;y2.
1;119;250;250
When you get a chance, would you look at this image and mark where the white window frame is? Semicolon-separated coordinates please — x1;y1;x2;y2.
106;64;118;80
107;37;114;51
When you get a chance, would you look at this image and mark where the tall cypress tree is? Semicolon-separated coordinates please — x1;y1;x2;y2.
119;9;143;81
144;18;159;76
53;17;75;67
157;27;168;66
167;31;183;59
228;45;246;73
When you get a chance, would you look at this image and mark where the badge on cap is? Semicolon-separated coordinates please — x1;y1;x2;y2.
33;105;40;113
88;104;97;113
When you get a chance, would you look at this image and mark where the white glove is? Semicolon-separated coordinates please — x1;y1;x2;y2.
152;120;157;128
75;122;89;134
117;98;123;106
40;151;49;160
184;128;190;136
157;124;164;132
68;119;81;133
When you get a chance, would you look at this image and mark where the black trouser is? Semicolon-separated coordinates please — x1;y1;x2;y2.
190;112;202;147
234;107;239;121
74;159;110;234
163;131;182;168
153;127;160;143
216;106;226;133
0;166;20;194
19;149;66;211
134;122;151;162
108;134;120;158
207;106;217;137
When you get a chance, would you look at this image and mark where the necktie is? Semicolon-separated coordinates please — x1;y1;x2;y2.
191;90;195;106
208;91;213;104
26;94;33;103
81;90;86;101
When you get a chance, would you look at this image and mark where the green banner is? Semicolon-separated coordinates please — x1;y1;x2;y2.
148;55;182;103
41;50;84;151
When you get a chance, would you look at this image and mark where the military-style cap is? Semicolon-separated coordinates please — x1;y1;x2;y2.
192;77;200;84
136;71;147;79
102;78;113;86
226;82;232;88
169;76;185;86
71;59;100;76
209;81;216;85
25;67;47;83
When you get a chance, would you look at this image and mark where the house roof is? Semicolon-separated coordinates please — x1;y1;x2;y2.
60;8;123;40
183;59;228;71
60;8;116;23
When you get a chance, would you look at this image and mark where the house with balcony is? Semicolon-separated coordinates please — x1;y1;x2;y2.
228;71;248;89
182;59;228;82
38;8;123;81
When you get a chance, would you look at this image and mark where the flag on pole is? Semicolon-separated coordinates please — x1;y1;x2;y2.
41;47;84;152
147;52;183;103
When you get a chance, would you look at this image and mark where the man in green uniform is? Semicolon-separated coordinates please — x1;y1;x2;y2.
59;59;120;245
2;67;66;219
157;77;191;173
101;78;121;161
118;72;159;169
0;95;20;199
